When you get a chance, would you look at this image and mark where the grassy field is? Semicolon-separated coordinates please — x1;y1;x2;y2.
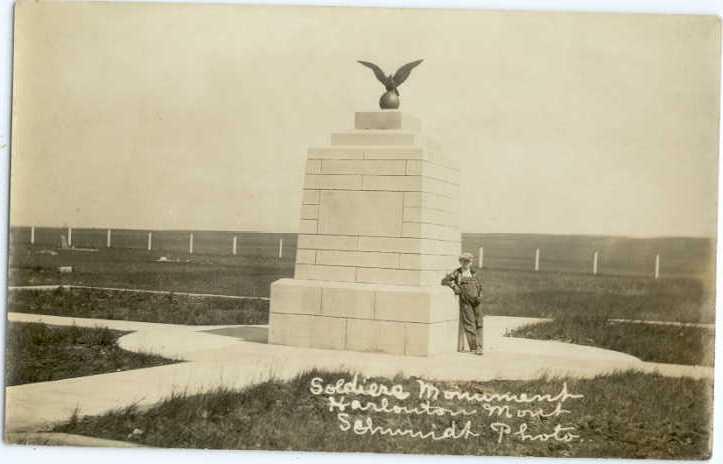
479;268;715;324
5;322;178;386
8;287;269;325
508;315;715;366
8;244;714;324
55;368;712;459
9;244;292;297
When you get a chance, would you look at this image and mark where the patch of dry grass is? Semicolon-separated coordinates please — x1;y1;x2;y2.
5;322;178;386
55;369;712;459
508;315;714;366
8;287;268;325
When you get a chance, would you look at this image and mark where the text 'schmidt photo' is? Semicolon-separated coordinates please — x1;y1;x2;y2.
3;1;720;461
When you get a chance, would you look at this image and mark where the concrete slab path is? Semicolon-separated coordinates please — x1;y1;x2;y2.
5;312;713;434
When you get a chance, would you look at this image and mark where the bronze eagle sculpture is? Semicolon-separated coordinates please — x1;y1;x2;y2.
357;59;423;109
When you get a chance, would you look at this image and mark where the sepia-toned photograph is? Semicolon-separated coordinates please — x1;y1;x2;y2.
2;1;720;461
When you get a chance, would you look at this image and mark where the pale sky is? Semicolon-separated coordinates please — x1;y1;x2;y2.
10;2;721;237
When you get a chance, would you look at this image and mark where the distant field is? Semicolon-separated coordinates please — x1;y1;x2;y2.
8;229;715;323
463;233;715;278
9;244;293;297
10;227;715;278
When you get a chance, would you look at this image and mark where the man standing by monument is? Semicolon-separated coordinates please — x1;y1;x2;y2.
442;253;484;355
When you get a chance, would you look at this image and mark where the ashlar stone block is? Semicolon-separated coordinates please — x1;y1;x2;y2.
304;174;362;190
318;190;403;237
321;159;406;175
401;222;460;241
316;250;399;268
295;249;316;264
302;190;320;205
268;313;313;347
295;264;356;282
373;286;457;323
298;219;317;234
345;319;406;354
310;316;347;350
404;320;458;356
297;234;358;251
331;130;416;146
321;286;375;319
398;253;458;271
300;205;319;220
270;279;322;315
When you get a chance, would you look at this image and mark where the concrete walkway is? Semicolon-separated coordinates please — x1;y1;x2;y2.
5;312;714;433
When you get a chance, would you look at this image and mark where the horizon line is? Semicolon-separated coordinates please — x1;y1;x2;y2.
8;224;716;241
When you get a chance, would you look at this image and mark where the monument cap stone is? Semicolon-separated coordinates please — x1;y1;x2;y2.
354;111;421;131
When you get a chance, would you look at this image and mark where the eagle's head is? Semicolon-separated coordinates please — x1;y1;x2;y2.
385;75;396;90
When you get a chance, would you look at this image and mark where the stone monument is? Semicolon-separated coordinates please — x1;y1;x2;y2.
269;110;461;356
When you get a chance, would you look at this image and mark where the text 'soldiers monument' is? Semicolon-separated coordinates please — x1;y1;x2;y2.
269;60;461;356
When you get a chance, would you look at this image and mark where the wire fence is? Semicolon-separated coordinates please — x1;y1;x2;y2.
461;234;714;278
9;226;297;260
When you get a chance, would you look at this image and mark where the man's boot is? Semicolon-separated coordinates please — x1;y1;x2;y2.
474;328;484;355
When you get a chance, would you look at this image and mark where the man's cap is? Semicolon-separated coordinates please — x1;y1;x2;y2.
459;252;474;261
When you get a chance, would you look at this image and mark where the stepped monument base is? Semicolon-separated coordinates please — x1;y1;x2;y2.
268;111;462;356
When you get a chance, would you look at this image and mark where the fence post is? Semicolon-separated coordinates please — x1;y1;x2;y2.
278;238;284;258
534;248;540;272
67;227;72;247
232;235;238;255
30;226;35;245
655;254;660;279
478;247;484;269
189;233;194;254
593;250;599;275
147;232;152;251
106;229;112;248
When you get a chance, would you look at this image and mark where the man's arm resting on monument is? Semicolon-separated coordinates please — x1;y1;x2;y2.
441;271;461;294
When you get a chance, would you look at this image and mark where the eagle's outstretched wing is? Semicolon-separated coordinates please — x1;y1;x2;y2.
358;61;389;86
392;59;423;86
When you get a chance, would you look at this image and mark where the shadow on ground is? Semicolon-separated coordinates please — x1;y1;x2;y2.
202;326;268;343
